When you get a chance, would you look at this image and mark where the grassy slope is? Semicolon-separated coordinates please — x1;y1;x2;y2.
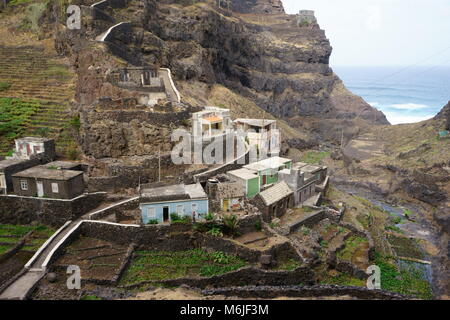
0;1;78;157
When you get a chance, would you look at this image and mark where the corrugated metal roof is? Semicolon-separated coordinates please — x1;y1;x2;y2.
258;181;293;206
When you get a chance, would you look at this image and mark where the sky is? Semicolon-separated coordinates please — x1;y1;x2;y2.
281;0;450;67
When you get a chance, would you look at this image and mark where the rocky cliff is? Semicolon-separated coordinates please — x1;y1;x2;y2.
135;0;388;125
76;0;386;126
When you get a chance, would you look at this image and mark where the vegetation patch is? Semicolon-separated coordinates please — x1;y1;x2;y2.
0;98;40;154
337;236;368;262
320;272;366;287
120;249;247;285
300;151;330;164
374;253;432;299
387;234;425;260
0;82;11;92
274;258;302;271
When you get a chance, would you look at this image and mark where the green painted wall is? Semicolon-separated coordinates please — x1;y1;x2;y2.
247;177;260;198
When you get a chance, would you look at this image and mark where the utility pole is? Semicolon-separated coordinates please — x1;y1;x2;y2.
158;149;161;183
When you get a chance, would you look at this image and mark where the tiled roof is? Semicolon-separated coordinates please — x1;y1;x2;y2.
258;181;293;206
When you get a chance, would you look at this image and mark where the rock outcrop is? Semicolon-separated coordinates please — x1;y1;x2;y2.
435;101;450;130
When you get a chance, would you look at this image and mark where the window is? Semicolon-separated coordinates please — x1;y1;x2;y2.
20;180;28;191
176;205;184;215
51;183;59;193
147;207;156;219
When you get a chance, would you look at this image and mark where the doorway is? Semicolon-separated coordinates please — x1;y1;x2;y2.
36;181;44;197
222;199;229;212
163;206;170;222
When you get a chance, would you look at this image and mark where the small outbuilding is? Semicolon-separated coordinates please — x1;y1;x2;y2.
227;168;261;198
251;181;294;222
12;167;84;199
0;158;41;194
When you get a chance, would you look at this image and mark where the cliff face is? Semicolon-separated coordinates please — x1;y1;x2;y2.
105;0;388;125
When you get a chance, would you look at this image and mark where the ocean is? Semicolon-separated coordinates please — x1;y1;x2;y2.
333;66;450;125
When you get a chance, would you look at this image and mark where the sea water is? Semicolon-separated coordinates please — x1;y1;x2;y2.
334;66;450;124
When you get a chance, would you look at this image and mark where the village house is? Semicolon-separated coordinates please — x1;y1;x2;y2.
192;107;233;138
278;162;328;206
227;168;261;199
12;166;84;199
243;156;293;188
8;137;55;162
0;137;56;194
251;181;294;222
234;118;280;155
140;183;208;224
205;175;246;212
107;66;168;106
108;66;163;90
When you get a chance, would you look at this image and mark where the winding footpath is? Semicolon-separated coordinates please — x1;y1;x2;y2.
0;196;137;300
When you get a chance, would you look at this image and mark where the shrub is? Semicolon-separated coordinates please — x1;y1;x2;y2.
33;127;50;138
222;214;238;234
207;227;223;237
68;116;81;132
211;251;230;264
254;220;262;232
205;212;215;221
66;147;80;160
0;82;11;92
147;219;159;225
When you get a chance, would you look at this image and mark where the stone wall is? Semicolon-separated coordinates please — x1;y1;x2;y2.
87;155;190;192
0;193;107;227
89;197;139;221
122;266;315;289
80;107;193;158
201;285;407;300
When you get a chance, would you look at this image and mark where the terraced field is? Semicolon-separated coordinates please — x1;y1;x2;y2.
0;224;55;288
0;45;77;156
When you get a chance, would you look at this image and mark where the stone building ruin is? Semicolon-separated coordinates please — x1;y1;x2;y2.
297;10;317;27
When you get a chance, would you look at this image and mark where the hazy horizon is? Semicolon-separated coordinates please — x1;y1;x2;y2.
282;0;450;68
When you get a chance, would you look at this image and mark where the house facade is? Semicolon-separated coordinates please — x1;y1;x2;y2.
206;176;246;212
243;156;293;188
140;184;208;224
227;168;260;199
12;167;84;199
9;137;56;162
278;162;328;207
234;118;280;155
192;107;233;138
